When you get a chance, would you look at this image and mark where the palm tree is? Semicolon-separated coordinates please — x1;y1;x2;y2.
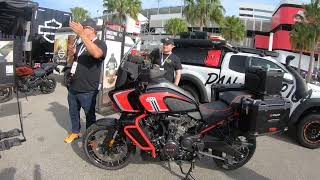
70;7;90;23
220;16;246;43
103;0;142;25
295;0;320;83
164;18;188;37
183;0;225;32
290;22;310;74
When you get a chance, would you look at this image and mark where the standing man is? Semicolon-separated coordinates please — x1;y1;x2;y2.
150;38;182;86
64;19;107;143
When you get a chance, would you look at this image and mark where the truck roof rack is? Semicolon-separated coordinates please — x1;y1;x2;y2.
232;47;279;58
171;39;279;58
172;39;227;48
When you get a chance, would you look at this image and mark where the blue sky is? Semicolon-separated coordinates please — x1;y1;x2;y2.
33;0;307;17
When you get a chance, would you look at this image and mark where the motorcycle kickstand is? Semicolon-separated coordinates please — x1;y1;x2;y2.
167;161;172;172
24;93;28;101
179;159;196;180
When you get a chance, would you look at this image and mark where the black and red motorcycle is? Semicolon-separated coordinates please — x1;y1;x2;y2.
15;63;59;94
82;55;291;178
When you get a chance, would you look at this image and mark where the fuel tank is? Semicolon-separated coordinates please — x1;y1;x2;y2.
139;82;198;113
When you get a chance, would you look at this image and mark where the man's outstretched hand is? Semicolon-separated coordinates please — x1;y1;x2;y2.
69;21;84;37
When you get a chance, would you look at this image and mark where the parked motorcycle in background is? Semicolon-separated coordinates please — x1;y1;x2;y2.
15;63;59;94
0;63;59;103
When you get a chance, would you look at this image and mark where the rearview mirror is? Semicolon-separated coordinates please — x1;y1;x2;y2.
283;73;294;84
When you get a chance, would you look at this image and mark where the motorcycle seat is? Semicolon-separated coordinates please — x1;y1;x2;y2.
16;66;34;77
33;68;46;77
199;91;251;124
199;101;233;124
41;63;55;71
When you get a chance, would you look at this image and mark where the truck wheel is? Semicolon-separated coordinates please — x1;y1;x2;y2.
180;84;199;103
297;114;320;149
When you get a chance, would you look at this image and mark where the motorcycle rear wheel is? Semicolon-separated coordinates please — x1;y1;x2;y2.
40;77;56;94
212;136;256;170
0;87;13;103
83;123;131;170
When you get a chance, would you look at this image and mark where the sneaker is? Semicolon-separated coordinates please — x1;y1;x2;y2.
64;133;80;143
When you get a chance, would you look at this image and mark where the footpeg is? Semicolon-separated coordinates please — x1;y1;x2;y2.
0;138;22;151
0;129;21;141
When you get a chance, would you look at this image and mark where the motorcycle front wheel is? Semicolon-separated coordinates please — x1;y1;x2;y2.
0;87;13;103
83;123;131;170
40;76;56;94
212;136;256;170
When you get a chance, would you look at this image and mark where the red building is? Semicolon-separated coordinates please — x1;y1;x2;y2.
254;3;320;71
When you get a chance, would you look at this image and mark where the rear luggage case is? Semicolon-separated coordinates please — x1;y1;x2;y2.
240;97;292;136
244;67;284;96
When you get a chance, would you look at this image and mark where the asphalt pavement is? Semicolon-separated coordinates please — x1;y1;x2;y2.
0;75;319;180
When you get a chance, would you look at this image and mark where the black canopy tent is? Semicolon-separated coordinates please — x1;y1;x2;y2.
0;0;38;66
0;0;38;36
0;1;34;87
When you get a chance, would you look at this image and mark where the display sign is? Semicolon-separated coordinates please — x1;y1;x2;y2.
0;41;15;87
101;29;123;106
31;7;71;63
53;34;76;65
100;28;133;107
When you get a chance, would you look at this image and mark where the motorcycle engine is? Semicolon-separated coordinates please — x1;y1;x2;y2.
162;115;198;160
163;139;179;158
142;115;198;160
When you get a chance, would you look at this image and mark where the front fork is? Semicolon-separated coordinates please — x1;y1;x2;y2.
107;130;118;148
100;123;134;153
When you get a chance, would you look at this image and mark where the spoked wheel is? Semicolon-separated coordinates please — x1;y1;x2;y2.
83;124;130;170
297;114;320;149
0;87;13;103
40;77;56;94
212;136;256;170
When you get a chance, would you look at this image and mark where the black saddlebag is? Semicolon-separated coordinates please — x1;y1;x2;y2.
240;97;291;136
244;67;284;96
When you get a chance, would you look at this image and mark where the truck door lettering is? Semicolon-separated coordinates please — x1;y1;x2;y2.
205;73;219;85
225;77;232;84
217;76;225;84
233;77;238;84
205;73;239;85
